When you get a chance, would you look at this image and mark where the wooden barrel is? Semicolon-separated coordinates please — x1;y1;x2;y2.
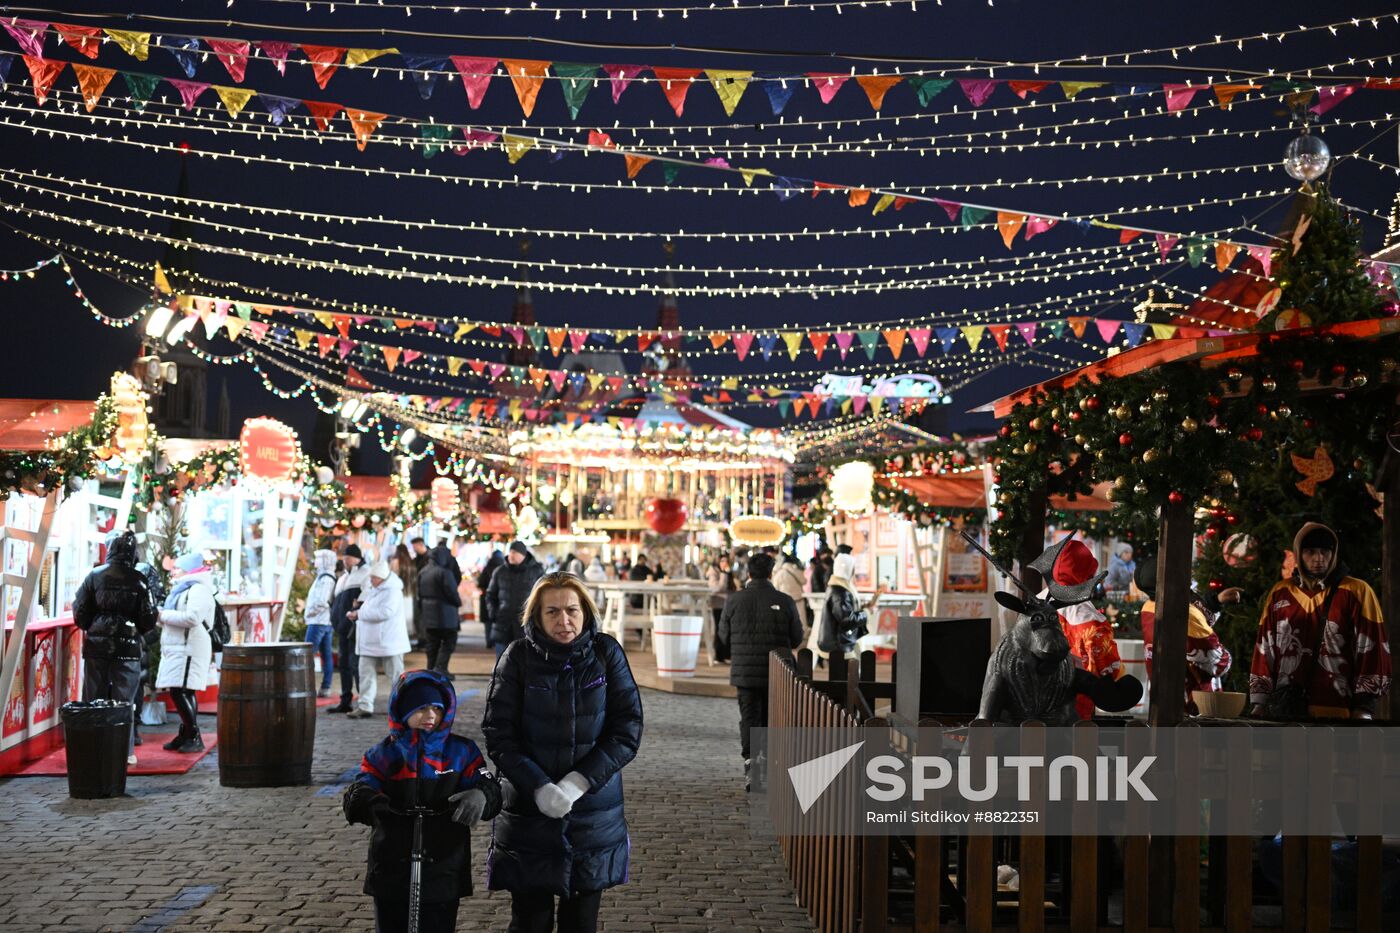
217;642;316;787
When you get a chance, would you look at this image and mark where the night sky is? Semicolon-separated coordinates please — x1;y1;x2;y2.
4;0;1400;470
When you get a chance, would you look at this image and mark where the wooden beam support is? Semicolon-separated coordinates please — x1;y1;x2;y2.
1150;494;1194;726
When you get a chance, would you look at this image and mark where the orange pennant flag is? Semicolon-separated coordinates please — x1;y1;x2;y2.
1214;242;1239;272
1067;316;1089;339
23;56;66;107
316;335;336;357
546;328;568;354
997;212;1025;249
503;59;550;117
855;74;903;111
383;346;402;371
333;315;352;338
1212;83;1258;109
882;329;907;359
347;110;386;151
624;153;652;178
709;333;729;349
72;64;115;112
848;188;871;207
529;367;548;392
394;318;415;329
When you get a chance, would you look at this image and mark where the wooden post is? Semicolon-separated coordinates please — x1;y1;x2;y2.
1150;494;1194;727
1015;487;1048;596
1380;444;1398;722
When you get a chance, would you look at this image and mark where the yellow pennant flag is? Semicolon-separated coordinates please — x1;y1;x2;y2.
1150;323;1178;340
781;331;803;360
153;262;172;295
510;401;524;422
739;167;771;187
721;377;739;390
503;135;536;164
588;373;607;392
294;329;315;349
175;294;194;313
214;86;255;118
871;193;896;216
346;48;397;67
105;30;151;61
870;396;886;415
961;325;986;352
312;310;336;331
841;398;853;415
454;322;475;340
706;69;753;116
447;357;466;376
1060;81;1105;100
224;316;248;340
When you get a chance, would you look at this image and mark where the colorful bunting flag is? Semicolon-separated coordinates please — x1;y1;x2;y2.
807;72;849;104
848;188;871;207
1067;317;1089;338
348;109;386;150
997;212;1025;248
808;332;830;358
781;331;803;360
960;206;990;228
1016;322;1038;346
905;76;952;106
1214;242;1239;272
346;48;396;68
73;64;114;112
857;330;880;360
1007;80;1051;99
554;62;598;118
957;78;998;107
962;325;985;352
165;36;201;79
856;74;903;111
1212;83;1256;108
834;331;855;359
106;29;151;61
304;100;344;130
55;24;101;59
602;64;645;103
1024;216;1058;241
401;54;449;99
1150;323;1178;340
3;20;47;58
1185;239;1207;268
1155;233;1178;262
1059;81;1105;100
1248;245;1273;277
419;123;453;159
933;199;962;222
1123;323;1147;347
451;57;496;108
256;40;293;74
731;332;755;361
871;193;896;215
301;45;346;88
215;85;255;118
765;77;795;115
1311;84;1359;115
882;329;907;359
458;128;499;152
756;334;779;361
261;94;298;124
707;69;753;116
1162;83;1200;112
23;56;65;106
988;325;1011;352
654;67;703;116
503;135;535;163
206;38;251;83
1095;320;1120;343
1119;228;1143;244
502;59;550;117
624;154;652;178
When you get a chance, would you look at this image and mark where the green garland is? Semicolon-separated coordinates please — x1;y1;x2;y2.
0;395;120;498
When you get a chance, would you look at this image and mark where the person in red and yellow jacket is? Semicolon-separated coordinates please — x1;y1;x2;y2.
1249;522;1391;719
1042;539;1121;719
1136;559;1235;715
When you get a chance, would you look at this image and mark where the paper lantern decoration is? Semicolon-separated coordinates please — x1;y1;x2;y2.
829;461;876;513
1222;533;1258;568
430;477;461;522
108;372;150;464
729;515;786;548
644;497;688;535
239;417;300;485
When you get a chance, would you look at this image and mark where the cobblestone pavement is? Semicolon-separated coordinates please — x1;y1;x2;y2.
0;670;815;933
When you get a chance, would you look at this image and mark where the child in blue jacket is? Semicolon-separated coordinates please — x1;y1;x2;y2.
344;669;500;933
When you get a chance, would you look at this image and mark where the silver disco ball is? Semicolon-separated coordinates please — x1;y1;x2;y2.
1283;132;1331;182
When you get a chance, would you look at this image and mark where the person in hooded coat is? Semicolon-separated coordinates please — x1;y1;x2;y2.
1250;521;1391;719
329;543;371;714
812;552;885;663
72;530;156;763
476;550;505;649
486;542;544;659
305;549;339;698
419;546;464;676
156;551;217;753
482;572;644;933
344;670;502;933
348;562;412;718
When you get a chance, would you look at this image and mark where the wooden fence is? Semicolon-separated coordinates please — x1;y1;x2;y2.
767;650;1395;933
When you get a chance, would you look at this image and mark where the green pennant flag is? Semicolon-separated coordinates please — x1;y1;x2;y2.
858;330;881;360
121;72;160;110
552;62;598;119
1186;238;1207;268
233;302;253;321
777;399;791;418
528;327;545;349
662;162;681;184
361;344;376;363
1046;320;1066;339
905;76;952;107
419;123;453;159
960;206;991;229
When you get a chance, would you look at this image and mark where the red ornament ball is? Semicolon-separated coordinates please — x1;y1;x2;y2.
1167;490;1184;505
1330;363;1348;378
1118;432;1134;447
1068;410;1082;422
1289;359;1305;373
644;497;688;535
1084;396;1102;412
1208;578;1225;591
1246;427;1265;442
1206;394;1221;409
999;424;1012;438
1225;513;1240;526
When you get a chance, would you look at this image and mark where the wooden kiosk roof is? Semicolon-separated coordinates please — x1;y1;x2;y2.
882;473;1114;512
0;400;96;451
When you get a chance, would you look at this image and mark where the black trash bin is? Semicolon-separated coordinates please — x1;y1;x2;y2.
60;700;132;799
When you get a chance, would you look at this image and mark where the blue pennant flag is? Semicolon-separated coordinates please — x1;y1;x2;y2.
1123;322;1146;347
261;95;300;125
0;56;13;87
1071;219;1093;236
772;176;802;201
757;334;780;361
401;55;449;100
936;327;959;353
765;77;795;115
164;36;202;79
568;373;586;395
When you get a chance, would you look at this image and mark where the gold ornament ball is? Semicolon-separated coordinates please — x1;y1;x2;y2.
1261;377;1278;392
1023;441;1037;454
1114;475;1129;489
1139;401;1153;415
1276;404;1291;418
1050;407;1062;419
1096;449;1111;461
1152;388;1170;403
1181;416;1199;433
1134;481;1150;496
1113;405;1132;421
1074;434;1088;446
1142;448;1160;463
1216;470;1235;486
1028;417;1044;431
1350;374;1368;388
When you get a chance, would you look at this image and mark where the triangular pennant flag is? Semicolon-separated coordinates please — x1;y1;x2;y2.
1311;84;1359;116
346;366;371;389
1119;228;1144;244
808;332;830;358
624;153;652;178
450;57;496;108
858;331;880;360
834;331;855;359
447;357;466;376
333;315;352;338
781;331;804;360
1155;233;1178;262
301;45;346;88
295;329;316;351
1150;323;1177;340
707;332;729;350
401;54;449;100
601;64;645;104
502;59;550;117
553;62;598;118
72;64;114;112
904;328;931;357
1248;245;1273;277
962;325;985;352
167;79;210;112
23;56;65;106
545;328;568;354
1007;80;1051;99
503;135;536;163
988;325;1011;352
1024;216;1058;241
957;78;998;107
1060;81;1105;100
1185;239;1207;268
419;123;453;159
706;69;753;116
807;72;849;104
1016;322;1038;346
757;334;780;361
347;109;386;151
1046;320;1067;339
549;370;568;392
233;303;252;321
870;396;886;416
811;181;842;199
1067;317;1089;338
778;399;793;419
856;74;903;111
1123;323;1147;347
457;128;499;153
346;48;395;68
260;94;299;124
569;330;588;353
315;334;336;356
765;76;795;114
662;162;681;184
1162;83;1200;112
935;327;958;353
3;20;46;58
204;301;229;339
871;193;896;216
933;198;962;222
894;197;915;212
383;346;405;372
106;29;151;61
960;206;990;228
1214;242;1239;272
256;40;293;75
1212;83;1257;108
205;38;250;83
1095;320;1121;343
852;395;868;415
587;129;615;149
882;329;907;359
153;264;172;296
771;176;803;200
905;75;952;106
997;212;1025;248
637;332;657;353
654;67;704;116
165;36;201;79
304;100;344;131
215;85;255;118
55;24;101;59
730;332;755;361
848;188;871;207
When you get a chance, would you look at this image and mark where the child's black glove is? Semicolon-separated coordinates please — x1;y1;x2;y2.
448;788;487;827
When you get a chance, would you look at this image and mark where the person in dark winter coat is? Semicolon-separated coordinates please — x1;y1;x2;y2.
344;670;502;933
476;550;505;648
71;530;156;762
419;546;464;676
328;543;370;714
133;561;167;750
482;572;643;933
486;542;544;660
432;542;463;587
716;552;804;773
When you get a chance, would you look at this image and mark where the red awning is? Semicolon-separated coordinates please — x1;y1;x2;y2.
344;475;394;509
884;474;1114;512
0;400;96;451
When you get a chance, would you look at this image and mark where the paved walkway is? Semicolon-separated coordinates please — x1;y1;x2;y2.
0;664;815;933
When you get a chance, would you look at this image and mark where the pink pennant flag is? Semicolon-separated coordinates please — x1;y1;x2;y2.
456;129;499;153
488;363;506;378
246;321;269;342
1311;84;1359;116
807;72;849;104
569;330;588;352
549;370;568;392
1016;322;1038;346
731;332;755;361
1095;320;1121;343
402;350;422;365
257;41;294;74
1247;245;1273;277
1155;233;1178;262
602;64;645;103
957;78;998;107
852;395;868;415
3;20;47;59
1162;83;1200;112
167;79;210;111
1023;216;1058;241
507;326;526;345
450;57;497;109
907;328;932;357
933;198;962;222
206;39;251;83
337;339;354;359
834;331;855;359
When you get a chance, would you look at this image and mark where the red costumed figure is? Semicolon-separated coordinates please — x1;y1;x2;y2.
1042;539;1121;719
1137;560;1233;715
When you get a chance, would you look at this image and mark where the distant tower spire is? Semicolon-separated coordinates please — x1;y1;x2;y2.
506;237;535;369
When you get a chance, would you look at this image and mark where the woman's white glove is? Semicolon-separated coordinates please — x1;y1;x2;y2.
558;771;590;805
534;782;573;819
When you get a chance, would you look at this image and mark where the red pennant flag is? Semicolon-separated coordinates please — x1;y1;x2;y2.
54;23;102;59
304;100;345;131
206;39;251;83
1007;80;1051;99
653;67;703;117
301;45;346;89
988;324;1011;352
1119;228;1144;244
808;332;830;358
346;366;371;389
23;56;65;106
811;181;843;198
587;129;616;150
893;197;914;211
316;335;336;357
332;315;351;338
450;56;497;108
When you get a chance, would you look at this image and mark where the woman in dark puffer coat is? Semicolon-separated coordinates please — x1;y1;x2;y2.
482;572;644;933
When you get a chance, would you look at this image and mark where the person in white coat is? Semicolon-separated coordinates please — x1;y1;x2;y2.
770;549;809;631
156;551;216;753
347;561;411;719
304;549;338;698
